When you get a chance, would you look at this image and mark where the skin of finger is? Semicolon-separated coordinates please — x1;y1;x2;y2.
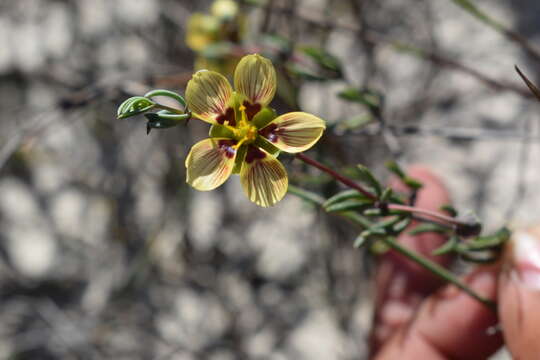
498;228;540;357
375;267;503;360
371;166;452;351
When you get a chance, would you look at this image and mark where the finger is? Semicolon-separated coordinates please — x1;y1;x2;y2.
498;226;540;357
371;166;452;351
375;266;503;360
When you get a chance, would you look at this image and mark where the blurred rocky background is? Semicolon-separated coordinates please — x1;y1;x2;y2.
1;0;539;359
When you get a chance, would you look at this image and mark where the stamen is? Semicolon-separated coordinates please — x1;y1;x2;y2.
238;104;248;126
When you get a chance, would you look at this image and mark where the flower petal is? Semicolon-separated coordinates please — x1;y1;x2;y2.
186;70;233;124
258;112;325;153
234;54;276;108
185;138;237;190
240;147;288;207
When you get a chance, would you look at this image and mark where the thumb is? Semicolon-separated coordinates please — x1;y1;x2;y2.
498;226;540;357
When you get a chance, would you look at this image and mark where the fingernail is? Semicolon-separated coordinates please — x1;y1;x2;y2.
510;228;540;290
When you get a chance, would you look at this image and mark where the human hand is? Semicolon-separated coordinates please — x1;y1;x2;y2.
371;166;540;359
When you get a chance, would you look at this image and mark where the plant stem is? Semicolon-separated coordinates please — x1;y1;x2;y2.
387;203;465;228
295;153;477;231
381;236;496;310
287;184;496;310
295;153;376;200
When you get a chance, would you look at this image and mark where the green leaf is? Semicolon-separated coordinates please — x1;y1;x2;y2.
338;88;382;111
287;185;325;206
356;165;382;196
380;187;393;202
440;204;458;217
260;34;292;56
117;96;155;119
144;89;186;108
323;189;373;208
385;160;406;179
403;177;423;190
408;223;450;236
363;208;382;216
392;217;411;233
287;46;343;81
325;198;373;213
353;234;368;248
299;46;343;74
458;227;511;252
145;111;190;134
458;252;500;264
449;0;504;31
432;236;459;256
286;63;328;81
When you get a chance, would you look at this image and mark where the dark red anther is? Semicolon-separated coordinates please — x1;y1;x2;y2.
243;101;261;121
245;146;266;163
216;107;236;126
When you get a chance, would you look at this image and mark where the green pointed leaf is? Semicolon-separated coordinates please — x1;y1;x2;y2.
392;217;411;233
325;198;373;213
323;189;374;208
287;185;325;206
356;164;382;196
353;234;368;248
117;96;156;119
458;252;500;264
459;227;510;252
144;89;186;108
408;223;450;236
440;204;458;217
403;177;423;190
338;88;382;111
380;187;393;202
432;236;459;256
299;46;343;74
145;111;190;134
385;160;406;179
364;208;382;216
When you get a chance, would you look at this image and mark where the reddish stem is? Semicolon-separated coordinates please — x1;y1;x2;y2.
295;153;377;201
387;204;463;228
295;153;478;232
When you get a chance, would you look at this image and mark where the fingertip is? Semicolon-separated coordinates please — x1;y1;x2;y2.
376;266;503;360
498;227;540;357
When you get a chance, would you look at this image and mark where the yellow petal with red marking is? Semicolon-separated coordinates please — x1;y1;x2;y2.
240;147;288;207
234;54;276;108
259;112;325;153
186;70;233;124
185;138;237;190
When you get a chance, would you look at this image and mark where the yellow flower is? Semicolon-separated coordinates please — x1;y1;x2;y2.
185;0;245;74
185;54;326;207
185;14;220;52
